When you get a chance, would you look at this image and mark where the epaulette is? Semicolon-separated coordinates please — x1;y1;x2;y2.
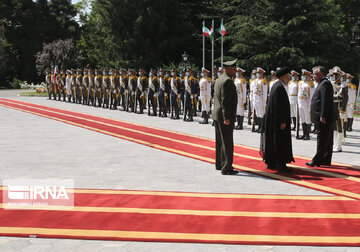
261;78;267;84
207;77;212;81
308;81;314;87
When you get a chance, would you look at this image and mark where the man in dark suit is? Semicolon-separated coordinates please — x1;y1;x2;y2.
213;59;238;175
306;66;334;167
260;67;294;171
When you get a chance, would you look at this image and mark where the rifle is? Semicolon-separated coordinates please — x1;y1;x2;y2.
296;102;300;139
247;93;252;125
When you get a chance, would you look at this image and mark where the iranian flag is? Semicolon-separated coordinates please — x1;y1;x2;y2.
209;25;214;44
218;19;228;35
53;65;58;83
202;25;210;37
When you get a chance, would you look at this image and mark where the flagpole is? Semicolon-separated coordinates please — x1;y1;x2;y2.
202;20;205;68
211;19;214;80
221;18;224;68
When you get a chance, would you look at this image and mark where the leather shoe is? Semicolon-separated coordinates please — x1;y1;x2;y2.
221;170;239;175
305;161;320;167
266;165;277;170
278;165;292;172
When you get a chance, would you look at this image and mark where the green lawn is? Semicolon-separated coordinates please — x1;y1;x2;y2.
20;91;49;97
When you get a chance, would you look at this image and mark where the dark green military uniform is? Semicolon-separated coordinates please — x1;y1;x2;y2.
212;60;238;174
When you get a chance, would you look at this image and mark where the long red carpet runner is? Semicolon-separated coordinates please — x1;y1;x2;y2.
1;98;360;246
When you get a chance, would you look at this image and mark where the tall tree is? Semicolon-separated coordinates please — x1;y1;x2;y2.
80;0;212;69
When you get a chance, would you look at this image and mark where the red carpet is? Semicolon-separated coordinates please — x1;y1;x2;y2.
1;98;360;246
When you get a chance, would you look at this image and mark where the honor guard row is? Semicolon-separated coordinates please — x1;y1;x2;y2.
44;65;357;141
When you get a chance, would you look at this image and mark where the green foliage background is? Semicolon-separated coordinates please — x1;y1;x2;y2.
0;0;359;87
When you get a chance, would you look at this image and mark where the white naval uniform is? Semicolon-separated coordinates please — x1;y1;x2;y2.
253;77;267;118
297;80;313;124
268;79;277;93
249;78;256;115
65;74;72;95
288;80;298;118
234;77;247;116
199;77;212;112
347;83;356;119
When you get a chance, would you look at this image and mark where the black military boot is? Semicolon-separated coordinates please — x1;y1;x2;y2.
291;117;296;131
348;118;353;132
235;115;241;130
199;111;206;124
303;124;311;140
203;112;209;124
256;118;262;133
238;116;244;130
299;123;306;139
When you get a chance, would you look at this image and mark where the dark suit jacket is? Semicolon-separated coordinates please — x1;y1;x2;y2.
212;73;237;122
311;77;334;124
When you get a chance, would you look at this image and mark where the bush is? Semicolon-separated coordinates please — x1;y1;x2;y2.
10;78;22;89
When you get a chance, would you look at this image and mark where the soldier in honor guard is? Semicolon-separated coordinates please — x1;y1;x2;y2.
297;69;314;140
170;69;181;120
135;68;147;114
249;69;257;128
52;67;59;100
119;69;128;111
59;69;66;101
199;68;212;124
65;70;71;102
158;69;169;117
110;69;118;110
184;69;197;121
179;70;186;115
288;70;299;130
127;69;137;112
346;73;356;132
268;70;278;93
234;67;247;129
75;69;82;104
252;67;267;132
102;69;110;108
81;69;89;105
88;69;95;106
331;67;348;152
147;68;159;116
70;69;76;103
45;69;52;99
94;69;102;107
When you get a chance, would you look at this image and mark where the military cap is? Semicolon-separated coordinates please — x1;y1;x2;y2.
291;70;299;75
201;67;210;73
236;67;246;72
256;67;265;73
301;69;311;75
223;59;237;67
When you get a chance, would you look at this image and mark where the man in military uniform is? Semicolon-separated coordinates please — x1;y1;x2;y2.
135;69;147;114
147;68;159;116
94;69;102;107
45;69;52;99
346;74;356;132
184;69;197;121
158;69;170;117
268;70;278;93
102;69;110;108
127;69;137;112
169;69;181;119
234;67;247;130
288;70;299;131
82;69;89;105
332;67;348;152
297;69;313;140
110;69;119;110
213;59;238;175
253;67;267;132
199;68;212;124
88;69;95;106
65;70;72;102
119;69;128;111
70;69;76;103
248;69;257;126
75;69;82;104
